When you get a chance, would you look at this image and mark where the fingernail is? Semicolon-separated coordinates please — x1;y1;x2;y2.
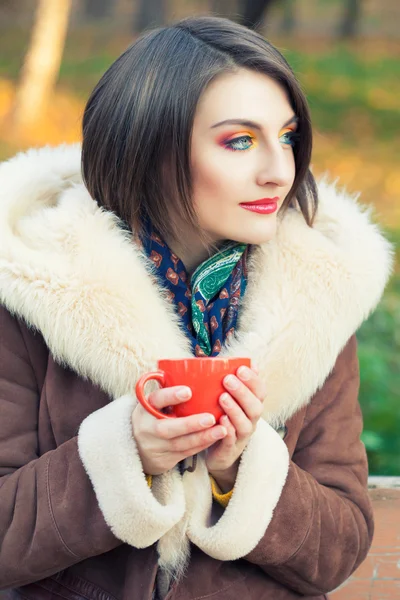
176;387;191;400
220;393;232;407
213;426;227;440
200;415;215;427
224;375;239;389
238;366;252;380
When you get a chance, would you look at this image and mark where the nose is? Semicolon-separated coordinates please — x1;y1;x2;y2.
255;144;295;189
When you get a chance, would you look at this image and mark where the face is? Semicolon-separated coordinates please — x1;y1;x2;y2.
190;68;298;246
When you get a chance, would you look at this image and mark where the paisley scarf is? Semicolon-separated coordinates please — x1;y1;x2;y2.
139;221;249;357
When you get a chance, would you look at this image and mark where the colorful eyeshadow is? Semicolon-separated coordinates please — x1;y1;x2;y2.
279;127;300;147
218;131;257;152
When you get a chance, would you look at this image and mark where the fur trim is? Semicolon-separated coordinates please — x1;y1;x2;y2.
78;395;186;546
0;144;394;575
186;419;289;559
0;145;393;424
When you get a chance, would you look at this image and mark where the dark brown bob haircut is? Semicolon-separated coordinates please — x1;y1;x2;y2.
82;16;318;248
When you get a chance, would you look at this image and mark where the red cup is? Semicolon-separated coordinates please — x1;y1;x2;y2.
135;357;251;421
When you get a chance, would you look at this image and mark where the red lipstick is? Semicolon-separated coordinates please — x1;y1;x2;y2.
240;197;279;214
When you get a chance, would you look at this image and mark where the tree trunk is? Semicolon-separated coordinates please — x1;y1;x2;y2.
12;0;72;132
134;0;166;33
211;0;239;18
239;0;275;30
83;0;112;20
338;0;361;38
281;0;296;34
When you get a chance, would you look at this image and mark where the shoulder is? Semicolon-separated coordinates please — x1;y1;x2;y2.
0;304;49;388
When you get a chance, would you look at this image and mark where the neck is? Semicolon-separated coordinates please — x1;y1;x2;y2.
163;233;216;276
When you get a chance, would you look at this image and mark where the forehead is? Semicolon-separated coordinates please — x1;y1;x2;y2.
193;68;293;128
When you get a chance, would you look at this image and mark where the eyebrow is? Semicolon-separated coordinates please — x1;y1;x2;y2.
210;115;299;130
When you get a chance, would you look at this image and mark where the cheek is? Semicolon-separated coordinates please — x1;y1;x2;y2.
191;154;238;205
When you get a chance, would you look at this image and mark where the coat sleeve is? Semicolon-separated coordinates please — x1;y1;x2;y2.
244;335;374;595
0;308;185;589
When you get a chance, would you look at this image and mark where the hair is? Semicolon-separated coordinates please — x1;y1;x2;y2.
82;16;318;249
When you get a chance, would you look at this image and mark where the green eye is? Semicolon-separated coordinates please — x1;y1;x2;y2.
225;135;254;151
280;132;300;147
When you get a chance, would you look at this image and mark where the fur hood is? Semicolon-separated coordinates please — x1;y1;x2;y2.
0;144;392;424
0;144;393;580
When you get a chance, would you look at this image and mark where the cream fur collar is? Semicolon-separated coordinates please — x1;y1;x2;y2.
0;144;393;426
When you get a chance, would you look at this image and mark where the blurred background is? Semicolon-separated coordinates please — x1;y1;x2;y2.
0;0;398;474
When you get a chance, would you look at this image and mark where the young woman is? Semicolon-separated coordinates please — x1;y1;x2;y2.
0;15;393;600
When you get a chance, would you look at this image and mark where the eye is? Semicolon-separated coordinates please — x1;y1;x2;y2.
224;135;255;152
280;131;300;147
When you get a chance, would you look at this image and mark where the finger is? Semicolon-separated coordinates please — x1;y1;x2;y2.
147;385;192;410
219;393;254;440
153;412;217;440
220;414;237;446
222;375;263;422
236;366;264;400
167;424;227;454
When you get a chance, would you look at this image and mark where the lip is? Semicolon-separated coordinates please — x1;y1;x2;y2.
240;197;279;205
239;197;279;215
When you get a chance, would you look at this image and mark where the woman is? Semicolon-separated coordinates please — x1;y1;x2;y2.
0;15;393;600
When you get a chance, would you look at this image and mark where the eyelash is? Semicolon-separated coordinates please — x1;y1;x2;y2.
224;131;301;152
280;131;301;147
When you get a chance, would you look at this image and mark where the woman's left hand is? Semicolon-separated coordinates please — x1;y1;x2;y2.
205;365;265;492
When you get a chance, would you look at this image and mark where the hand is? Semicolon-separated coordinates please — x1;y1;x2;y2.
206;365;265;491
132;385;228;476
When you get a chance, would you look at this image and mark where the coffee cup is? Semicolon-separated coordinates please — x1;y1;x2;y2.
135;357;251;421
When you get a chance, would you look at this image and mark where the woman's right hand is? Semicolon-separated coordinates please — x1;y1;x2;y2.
131;386;227;476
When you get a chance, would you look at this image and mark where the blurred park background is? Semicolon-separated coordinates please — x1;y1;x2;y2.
0;0;398;474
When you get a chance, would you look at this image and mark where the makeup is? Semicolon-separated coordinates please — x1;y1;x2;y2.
218;131;257;152
279;126;300;147
239;197;279;214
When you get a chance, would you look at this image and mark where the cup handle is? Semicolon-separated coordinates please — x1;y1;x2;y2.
135;370;173;420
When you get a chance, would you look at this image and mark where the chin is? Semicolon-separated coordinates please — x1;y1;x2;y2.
230;220;278;246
